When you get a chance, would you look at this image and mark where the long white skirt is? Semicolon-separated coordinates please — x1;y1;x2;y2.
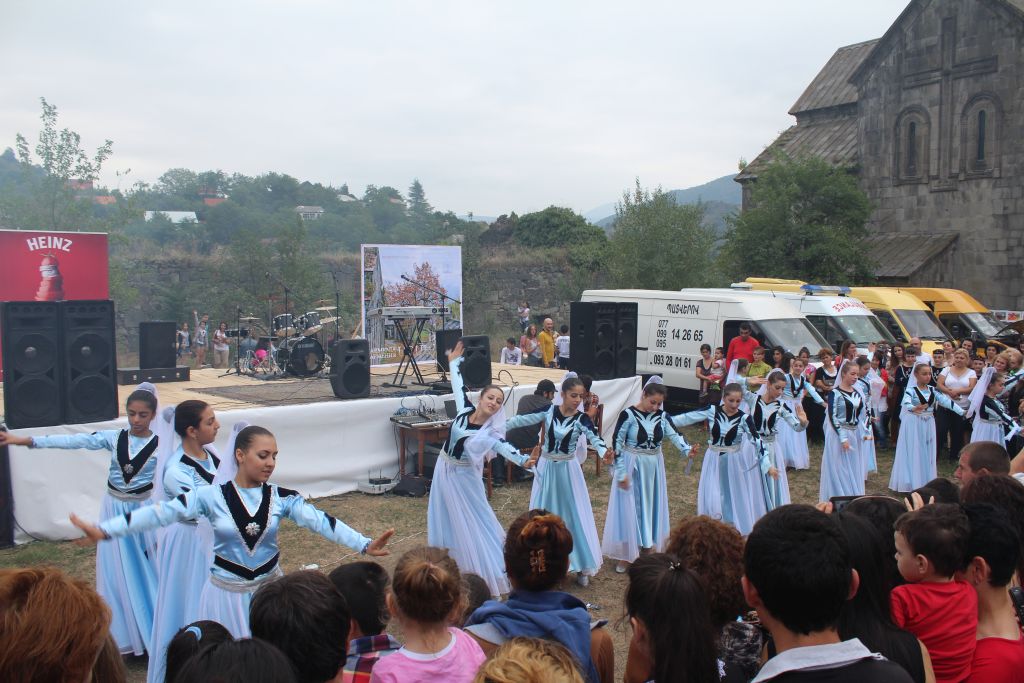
98;494;159;655
196;579;260;639
531;453;602;576
889;410;936;493
971;418;1005;444
148;520;213;683
427;451;510;596
601;449;670;562
778;398;811;469
767;441;791;506
861;421;877;477
819;427;865;501
720;445;764;536
697;448;723;521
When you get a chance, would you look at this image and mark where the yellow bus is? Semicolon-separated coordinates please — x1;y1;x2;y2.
903;287;1017;351
744;278;950;353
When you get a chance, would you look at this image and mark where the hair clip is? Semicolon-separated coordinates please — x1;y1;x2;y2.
668;560;681;571
529;549;546;574
185;625;203;641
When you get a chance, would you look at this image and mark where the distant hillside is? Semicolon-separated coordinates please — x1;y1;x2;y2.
591;173;740;237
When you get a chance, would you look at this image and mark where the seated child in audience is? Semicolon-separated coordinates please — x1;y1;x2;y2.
369;547;485;683
329;561;401;682
461;574;491;627
165;621;233;683
891;504;977;683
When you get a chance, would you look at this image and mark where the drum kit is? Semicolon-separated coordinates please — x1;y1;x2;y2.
231;300;340;378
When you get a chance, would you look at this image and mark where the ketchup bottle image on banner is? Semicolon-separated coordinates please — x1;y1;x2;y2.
35;252;65;301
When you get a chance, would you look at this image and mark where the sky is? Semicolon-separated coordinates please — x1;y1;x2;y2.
0;1;904;217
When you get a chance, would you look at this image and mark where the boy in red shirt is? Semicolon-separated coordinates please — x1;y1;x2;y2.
891;504;977;683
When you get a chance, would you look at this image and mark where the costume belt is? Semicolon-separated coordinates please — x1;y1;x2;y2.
439;448;471;468
622;445;661;457
210;553;283;592
542;451;576;462
106;481;153;501
979;417;1003;425
708;443;741;453
759;434;777;443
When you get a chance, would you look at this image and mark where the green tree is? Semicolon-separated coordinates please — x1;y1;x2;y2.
606;180;716;289
721;153;874;282
156;167;199;198
13;97;113;230
513;206;605;249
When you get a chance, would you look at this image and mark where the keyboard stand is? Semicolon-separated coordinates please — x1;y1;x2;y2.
383;317;431;388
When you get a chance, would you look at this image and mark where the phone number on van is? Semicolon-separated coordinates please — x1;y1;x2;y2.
651;353;692;369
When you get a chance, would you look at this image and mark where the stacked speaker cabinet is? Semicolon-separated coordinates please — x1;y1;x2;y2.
330;338;371;399
60;300;119;425
460;335;492;388
139;321;177;369
1;301;63;428
570;301;638;380
434;328;463;374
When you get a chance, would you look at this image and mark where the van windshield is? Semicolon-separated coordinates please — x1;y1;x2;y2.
963;312;1011;338
894;309;948;340
834;315;897;344
759;318;830;354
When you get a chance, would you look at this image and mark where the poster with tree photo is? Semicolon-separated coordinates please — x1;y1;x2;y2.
360;244;462;365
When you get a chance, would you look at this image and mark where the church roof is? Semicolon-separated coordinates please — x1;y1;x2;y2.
864;232;959;278
789;39;879;115
736;116;859;181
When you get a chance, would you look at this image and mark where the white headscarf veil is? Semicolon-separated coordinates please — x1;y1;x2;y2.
464;387;510;464
966;366;996;419
213;421;251;485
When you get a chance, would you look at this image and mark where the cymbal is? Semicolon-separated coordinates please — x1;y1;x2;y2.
239;316;260;321
319;316;337;325
315;305;337;312
313;299;333;306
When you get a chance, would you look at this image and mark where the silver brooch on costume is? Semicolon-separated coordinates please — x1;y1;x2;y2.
123;463;134;475
244;522;261;537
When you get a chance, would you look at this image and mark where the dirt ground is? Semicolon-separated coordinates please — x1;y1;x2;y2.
0;426;956;682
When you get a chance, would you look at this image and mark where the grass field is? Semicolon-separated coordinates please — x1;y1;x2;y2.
0;425;956;682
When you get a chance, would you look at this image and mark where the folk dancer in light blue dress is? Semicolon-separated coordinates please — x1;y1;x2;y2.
504;375;612;586
778;356;824;470
601;376;697;573
70;424;394;639
672;383;766;534
820;362;868;501
0;383;162;655
888;362;965;493
146;400;230;683
854;357;878;478
742;370;808;517
428;343;536;597
966;367;1023;445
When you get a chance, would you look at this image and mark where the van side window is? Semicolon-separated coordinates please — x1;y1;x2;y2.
723;320;764;351
873;310;906;342
806;315;839;349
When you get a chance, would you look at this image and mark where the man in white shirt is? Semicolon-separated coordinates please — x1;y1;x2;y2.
499;337;522;365
555;324;571;370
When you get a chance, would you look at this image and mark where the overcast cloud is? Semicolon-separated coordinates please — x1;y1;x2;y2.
0;1;902;217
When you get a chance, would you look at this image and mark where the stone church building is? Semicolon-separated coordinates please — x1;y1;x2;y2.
736;0;1024;309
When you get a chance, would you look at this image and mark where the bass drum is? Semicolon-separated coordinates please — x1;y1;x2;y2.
277;336;325;376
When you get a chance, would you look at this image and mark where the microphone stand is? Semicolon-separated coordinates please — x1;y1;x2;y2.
399;274;462;382
219;306;245;377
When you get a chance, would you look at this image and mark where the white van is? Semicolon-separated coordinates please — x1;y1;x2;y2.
701;285;898;356
580;289;830;406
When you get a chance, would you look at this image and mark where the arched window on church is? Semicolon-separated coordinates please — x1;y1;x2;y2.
962;94;1000;177
895;108;929;184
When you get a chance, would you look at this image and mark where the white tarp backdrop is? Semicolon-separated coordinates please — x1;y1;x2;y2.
10;376;641;543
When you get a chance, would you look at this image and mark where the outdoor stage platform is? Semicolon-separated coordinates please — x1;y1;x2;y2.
5;363;642;543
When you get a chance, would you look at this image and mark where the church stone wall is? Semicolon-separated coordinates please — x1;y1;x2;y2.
856;0;1024;309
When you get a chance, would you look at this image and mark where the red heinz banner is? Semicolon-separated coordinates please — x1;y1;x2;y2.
0;229;110;376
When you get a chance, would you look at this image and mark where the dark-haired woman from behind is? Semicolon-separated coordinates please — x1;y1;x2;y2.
0;382;163;656
625;553;720;683
164;620;233;683
833;513;934;683
69;424;394;638
173;638;297;683
465;509;615;683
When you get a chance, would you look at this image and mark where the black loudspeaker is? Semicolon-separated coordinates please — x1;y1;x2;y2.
330;338;371;399
460;335;492;388
0;440;12;548
139;321;177;369
616;302;638;378
570;301;618;380
61;300;119;425
1;301;64;428
435;328;463;373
